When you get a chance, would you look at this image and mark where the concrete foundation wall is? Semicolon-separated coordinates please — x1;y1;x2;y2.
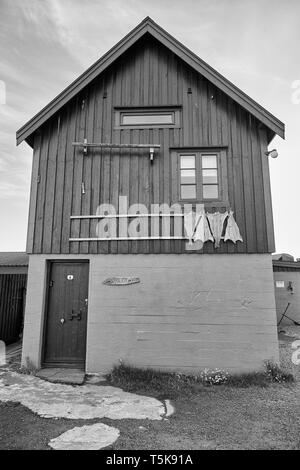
22;253;279;374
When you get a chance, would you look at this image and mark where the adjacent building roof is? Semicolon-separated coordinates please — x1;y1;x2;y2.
16;16;285;147
272;253;300;271
0;252;29;267
272;253;295;262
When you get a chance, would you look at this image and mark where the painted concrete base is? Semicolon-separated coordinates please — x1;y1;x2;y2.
49;423;120;450
36;368;85;385
22;253;279;374
0;371;165;420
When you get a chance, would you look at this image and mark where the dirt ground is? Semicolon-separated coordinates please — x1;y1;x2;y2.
0;329;300;450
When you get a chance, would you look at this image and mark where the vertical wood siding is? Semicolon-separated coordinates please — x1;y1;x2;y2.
0;274;27;344
29;36;272;255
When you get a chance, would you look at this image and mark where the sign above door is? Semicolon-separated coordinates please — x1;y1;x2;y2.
103;277;140;286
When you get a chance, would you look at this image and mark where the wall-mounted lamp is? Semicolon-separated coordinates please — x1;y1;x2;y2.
265;149;278;159
149;147;155;162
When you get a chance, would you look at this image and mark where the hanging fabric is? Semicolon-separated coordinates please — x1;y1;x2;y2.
192;211;204;243
206;211;228;248
193;213;214;243
224;210;243;243
184;212;201;245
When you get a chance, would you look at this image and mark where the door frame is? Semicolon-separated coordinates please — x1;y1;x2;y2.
41;259;90;369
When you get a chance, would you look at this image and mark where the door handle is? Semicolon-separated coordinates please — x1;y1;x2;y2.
68;309;82;321
60;318;65;324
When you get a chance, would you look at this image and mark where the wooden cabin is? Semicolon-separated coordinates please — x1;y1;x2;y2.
17;17;284;374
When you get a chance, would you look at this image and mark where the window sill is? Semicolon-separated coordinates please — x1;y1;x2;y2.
114;125;181;130
177;199;229;208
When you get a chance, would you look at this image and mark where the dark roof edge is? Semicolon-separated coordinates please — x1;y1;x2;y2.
273;260;300;269
16;16;285;146
0;264;28;267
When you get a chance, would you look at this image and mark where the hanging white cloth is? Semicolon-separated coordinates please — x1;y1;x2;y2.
192;212;204;243
193;213;214;243
206;211;228;248
224;210;243;243
184;212;199;245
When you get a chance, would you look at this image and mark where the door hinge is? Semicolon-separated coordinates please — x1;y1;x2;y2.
49;280;54;287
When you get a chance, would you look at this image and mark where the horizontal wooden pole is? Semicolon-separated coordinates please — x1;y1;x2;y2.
69;236;187;241
72;142;161;149
70;213;185;219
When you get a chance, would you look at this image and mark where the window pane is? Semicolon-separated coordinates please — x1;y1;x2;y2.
203;184;218;199
181;185;196;199
181;169;195;184
180;155;195;169
202;155;217;168
202;169;218;184
122;113;174;125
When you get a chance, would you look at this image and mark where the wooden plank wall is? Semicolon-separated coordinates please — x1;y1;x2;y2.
29;35;271;255
0;274;27;344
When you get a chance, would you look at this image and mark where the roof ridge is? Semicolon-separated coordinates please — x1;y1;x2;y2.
16;18;284;146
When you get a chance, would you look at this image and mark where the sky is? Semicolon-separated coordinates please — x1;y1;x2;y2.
0;0;299;257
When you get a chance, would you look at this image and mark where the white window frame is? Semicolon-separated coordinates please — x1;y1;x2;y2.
114;107;181;129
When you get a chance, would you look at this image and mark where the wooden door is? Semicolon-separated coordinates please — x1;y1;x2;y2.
43;261;89;368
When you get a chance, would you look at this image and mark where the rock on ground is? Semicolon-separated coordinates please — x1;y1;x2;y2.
0;371;165;420
48;423;120;450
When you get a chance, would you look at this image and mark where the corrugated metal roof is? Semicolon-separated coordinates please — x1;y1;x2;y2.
0;252;29;266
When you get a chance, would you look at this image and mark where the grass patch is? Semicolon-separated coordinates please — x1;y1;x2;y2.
106;361;294;397
8;356;39;376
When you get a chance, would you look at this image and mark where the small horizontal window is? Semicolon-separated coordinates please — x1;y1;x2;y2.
121;113;174;125
114;108;181;129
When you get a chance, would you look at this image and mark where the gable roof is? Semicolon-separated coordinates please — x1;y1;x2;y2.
16;16;285;146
